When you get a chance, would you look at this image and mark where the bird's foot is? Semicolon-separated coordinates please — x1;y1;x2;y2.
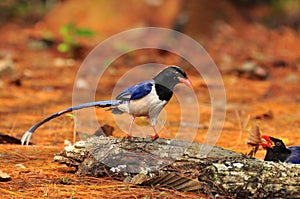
151;134;159;141
123;134;132;139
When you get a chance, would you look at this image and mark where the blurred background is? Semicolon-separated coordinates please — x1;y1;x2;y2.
3;0;300;36
1;0;300;152
1;0;300;72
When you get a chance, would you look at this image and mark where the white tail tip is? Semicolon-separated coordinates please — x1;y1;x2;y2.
21;131;32;146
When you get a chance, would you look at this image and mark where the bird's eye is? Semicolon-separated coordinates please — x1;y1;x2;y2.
275;142;281;146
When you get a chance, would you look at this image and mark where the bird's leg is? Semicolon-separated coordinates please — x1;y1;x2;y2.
151;125;159;141
124;116;135;138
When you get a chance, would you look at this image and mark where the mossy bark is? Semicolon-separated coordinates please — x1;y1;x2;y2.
55;136;300;198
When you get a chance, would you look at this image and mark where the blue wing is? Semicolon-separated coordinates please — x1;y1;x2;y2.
116;81;153;101
286;146;300;164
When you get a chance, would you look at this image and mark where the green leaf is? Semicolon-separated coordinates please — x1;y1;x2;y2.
64;36;74;44
57;43;70;53
75;28;94;37
65;113;76;120
59;24;71;36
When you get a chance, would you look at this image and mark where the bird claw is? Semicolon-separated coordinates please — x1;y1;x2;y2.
151;134;159;141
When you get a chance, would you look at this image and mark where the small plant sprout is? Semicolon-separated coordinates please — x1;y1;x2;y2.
65;113;76;120
57;23;94;57
65;113;77;144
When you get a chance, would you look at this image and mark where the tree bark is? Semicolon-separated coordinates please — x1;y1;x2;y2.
54;136;300;198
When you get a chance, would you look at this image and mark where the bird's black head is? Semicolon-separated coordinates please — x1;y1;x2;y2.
153;66;191;89
270;137;286;149
153;66;192;101
261;135;287;150
260;135;291;162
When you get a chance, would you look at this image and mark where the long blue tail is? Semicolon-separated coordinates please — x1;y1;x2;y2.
21;100;120;145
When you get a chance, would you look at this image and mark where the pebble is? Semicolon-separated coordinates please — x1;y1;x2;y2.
27;40;49;50
284;73;298;83
54;58;75;67
240;61;257;72
0;170;11;181
237;61;269;80
15;163;26;169
74;140;86;148
0;52;15;77
75;78;89;89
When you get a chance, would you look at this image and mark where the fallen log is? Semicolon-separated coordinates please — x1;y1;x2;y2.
54;136;300;198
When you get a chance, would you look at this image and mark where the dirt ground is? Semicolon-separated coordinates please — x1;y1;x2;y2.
1;4;300;198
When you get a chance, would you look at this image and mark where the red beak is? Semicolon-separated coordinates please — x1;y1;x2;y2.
260;135;273;148
179;77;192;88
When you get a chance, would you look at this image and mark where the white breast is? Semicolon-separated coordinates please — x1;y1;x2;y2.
128;86;167;119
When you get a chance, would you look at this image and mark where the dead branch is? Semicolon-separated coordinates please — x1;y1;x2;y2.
54;136;300;198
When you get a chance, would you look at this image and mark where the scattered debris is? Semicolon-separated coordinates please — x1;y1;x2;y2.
27;39;52;50
236;61;269;80
140;173;203;192
75;78;89;89
0;170;11;182
64;139;72;146
0;52;15;77
10;77;22;86
53;58;76;67
58;176;70;185
272;60;288;68
284;73;299;83
14;163;26;169
94;124;115;137
254;110;273;120
0;132;22;144
54;140;87;168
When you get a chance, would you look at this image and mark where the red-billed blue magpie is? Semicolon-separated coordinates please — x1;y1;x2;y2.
260;135;300;164
21;66;192;145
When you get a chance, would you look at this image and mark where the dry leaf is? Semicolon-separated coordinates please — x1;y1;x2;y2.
246;125;262;157
247;125;262;146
